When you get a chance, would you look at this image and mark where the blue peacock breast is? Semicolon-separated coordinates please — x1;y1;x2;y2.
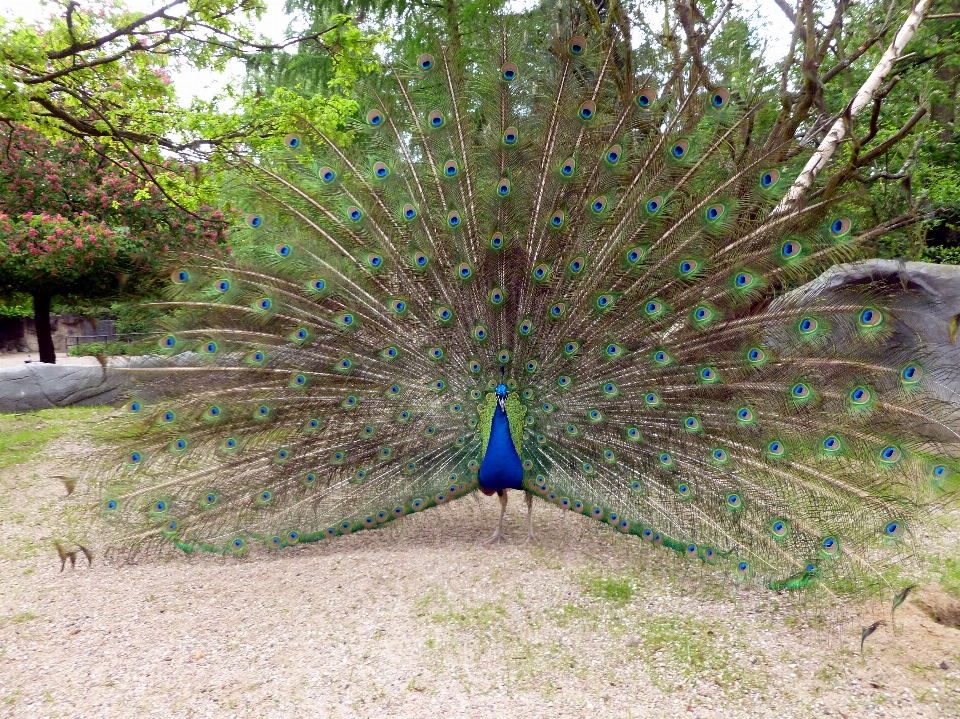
478;383;525;493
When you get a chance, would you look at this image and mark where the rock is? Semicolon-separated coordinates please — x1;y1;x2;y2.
0;352;203;413
0;362;128;412
780;259;960;438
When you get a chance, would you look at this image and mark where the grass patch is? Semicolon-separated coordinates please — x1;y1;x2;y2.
633;615;757;692
933;555;960;596
0;611;37;629
581;574;636;604
0;406;110;470
435;600;508;631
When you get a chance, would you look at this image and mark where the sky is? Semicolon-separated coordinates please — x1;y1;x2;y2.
0;0;795;106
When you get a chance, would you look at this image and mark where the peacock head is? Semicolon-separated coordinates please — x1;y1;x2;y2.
495;383;508;399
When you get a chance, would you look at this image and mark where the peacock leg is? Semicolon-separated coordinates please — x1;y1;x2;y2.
523;492;539;545
484;490;509;545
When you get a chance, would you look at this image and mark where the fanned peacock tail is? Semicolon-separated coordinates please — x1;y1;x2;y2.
82;15;959;600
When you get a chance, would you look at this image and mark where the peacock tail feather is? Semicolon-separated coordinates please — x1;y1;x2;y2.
83;14;959;601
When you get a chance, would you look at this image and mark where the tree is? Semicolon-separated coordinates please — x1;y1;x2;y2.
0;0;378;210
0;125;229;363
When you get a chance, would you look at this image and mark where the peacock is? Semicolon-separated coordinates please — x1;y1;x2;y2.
79;9;959;604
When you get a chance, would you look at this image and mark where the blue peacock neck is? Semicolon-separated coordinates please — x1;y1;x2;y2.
478;383;525;494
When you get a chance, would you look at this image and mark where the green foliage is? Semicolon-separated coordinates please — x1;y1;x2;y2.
0;1;379;213
0;292;32;318
0;125;229;304
921;244;960;265
68;342;141;357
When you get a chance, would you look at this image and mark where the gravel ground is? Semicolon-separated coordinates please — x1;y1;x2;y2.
1;411;958;719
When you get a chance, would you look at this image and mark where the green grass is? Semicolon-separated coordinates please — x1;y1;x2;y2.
434;599;508;631
0;406;110;470
581;574;636;603
631;615;758;692
932;555;960;596
0;611;37;629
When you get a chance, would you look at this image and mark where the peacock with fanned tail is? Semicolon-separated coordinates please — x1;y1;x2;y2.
81;12;959;601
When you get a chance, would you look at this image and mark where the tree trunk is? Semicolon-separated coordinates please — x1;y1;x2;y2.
780;0;935;211
33;292;56;364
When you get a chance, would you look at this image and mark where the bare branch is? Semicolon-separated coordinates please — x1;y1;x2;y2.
772;0;798;23
779;0;934;211
855;104;928;167
46;0;187;60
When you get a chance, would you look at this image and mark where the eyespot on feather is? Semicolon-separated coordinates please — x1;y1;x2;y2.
709;87;730;110
760;169;780;189
635;86;656;108
704;203;725;223
858;307;883;327
500;62;518;81
830;217;852;238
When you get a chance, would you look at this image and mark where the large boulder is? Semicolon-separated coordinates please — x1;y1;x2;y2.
0;362;127;412
0;353;202;413
785;259;960;407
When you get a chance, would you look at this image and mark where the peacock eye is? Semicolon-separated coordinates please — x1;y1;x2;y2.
710;87;730;109
705;203;725;222
830;217;852;237
636;86;656;108
417;53;434;71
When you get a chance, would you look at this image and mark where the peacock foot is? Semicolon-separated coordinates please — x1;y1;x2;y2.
523;530;539;546
483;529;508;546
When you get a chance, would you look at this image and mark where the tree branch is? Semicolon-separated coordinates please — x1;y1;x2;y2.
779;0;934;211
772;0;798;23
45;0;187;60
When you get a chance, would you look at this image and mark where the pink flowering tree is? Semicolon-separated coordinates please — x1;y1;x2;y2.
0;126;229;364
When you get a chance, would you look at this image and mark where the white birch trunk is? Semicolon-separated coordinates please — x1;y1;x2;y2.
780;0;934;209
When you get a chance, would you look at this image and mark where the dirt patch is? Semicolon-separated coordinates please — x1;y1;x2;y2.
916;585;960;630
0;418;959;718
